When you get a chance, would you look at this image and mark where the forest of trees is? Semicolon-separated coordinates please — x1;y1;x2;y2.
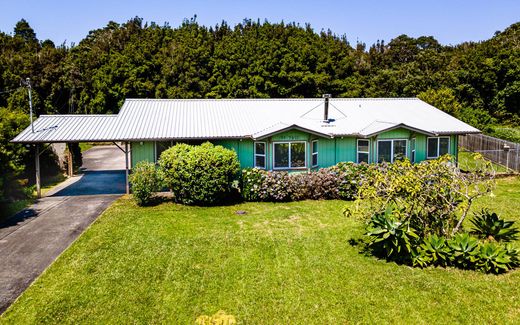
0;16;519;203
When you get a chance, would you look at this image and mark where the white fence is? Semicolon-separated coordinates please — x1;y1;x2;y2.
459;134;520;172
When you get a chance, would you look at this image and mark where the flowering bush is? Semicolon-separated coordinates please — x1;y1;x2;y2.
241;163;366;202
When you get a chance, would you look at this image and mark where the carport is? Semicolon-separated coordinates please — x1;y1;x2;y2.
11;115;131;198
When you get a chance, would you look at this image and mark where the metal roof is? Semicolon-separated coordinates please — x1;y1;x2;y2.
12;115;118;143
12;98;480;143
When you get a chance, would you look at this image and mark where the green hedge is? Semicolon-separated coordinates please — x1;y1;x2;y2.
158;142;240;205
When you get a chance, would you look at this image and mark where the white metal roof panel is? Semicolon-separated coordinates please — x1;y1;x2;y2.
12;98;480;143
12;115;118;143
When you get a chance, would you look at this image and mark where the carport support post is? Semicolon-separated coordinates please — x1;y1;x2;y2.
66;143;73;177
125;142;129;194
35;144;41;198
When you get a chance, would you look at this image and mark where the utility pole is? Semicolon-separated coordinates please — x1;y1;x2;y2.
21;78;34;133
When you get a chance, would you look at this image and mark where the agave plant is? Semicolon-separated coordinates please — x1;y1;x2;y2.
470;209;519;242
420;234;450;267
472;242;517;274
448;233;479;269
366;208;419;263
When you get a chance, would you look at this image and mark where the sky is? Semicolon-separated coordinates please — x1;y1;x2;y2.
0;0;519;46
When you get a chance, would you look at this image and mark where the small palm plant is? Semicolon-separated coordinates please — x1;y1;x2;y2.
470;209;519;242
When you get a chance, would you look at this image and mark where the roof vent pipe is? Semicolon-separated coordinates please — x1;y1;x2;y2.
323;94;331;122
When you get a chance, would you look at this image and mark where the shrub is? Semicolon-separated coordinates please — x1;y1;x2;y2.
330;162;368;200
129;161;162;206
346;156;495;237
241;163;365;202
447;233;479;269
241;168;292;202
473;242;519;274
158;142;240;205
419;234;450;267
470;209;519;242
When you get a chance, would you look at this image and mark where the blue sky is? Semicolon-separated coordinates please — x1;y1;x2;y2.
1;0;519;46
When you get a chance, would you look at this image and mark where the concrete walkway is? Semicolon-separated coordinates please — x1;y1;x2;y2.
0;145;125;314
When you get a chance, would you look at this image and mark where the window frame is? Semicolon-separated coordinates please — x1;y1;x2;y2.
427;136;450;159
154;140;173;162
357;139;370;163
377;139;408;163
272;141;307;170
254;141;267;169
410;138;416;163
311;140;319;167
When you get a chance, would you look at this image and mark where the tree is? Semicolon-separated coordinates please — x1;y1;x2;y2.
418;87;462;116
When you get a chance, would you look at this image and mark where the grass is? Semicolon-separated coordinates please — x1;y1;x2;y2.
0;173;67;222
458;150;510;173
79;142;114;152
79;142;94;152
2;179;520;323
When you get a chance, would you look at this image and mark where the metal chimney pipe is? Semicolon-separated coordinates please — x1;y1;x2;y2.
323;94;331;122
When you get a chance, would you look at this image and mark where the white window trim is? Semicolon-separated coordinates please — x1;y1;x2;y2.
427;136;450;159
254;141;267;169
411;138;416;163
357;139;370;163
377;139;408;163
311;140;319;167
155;140;173;162
272;141;307;170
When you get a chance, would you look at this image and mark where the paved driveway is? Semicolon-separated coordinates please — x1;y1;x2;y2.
0;145;125;314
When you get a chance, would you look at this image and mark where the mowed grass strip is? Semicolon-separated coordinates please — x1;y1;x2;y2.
2;179;520;324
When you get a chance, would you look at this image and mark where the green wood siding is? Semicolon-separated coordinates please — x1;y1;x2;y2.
317;138;336;167
377;128;411;139
271;130;310;141
336;137;356;163
129;129;461;170
414;134;427;162
213;139;254;169
131;142;154;168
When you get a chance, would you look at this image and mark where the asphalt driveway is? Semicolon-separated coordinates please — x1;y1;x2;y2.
0;145;125;314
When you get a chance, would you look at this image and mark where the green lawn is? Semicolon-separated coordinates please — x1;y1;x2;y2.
0;173;67;222
79;142;94;152
2;179;520;323
458;150;510;173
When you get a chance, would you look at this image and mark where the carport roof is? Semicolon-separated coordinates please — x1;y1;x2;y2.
12;115;119;143
12;97;480;143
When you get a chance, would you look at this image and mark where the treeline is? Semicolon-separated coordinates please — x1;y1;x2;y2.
0;17;519;203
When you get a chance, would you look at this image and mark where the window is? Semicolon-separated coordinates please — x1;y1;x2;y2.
311;140;318;167
357;139;370;163
254;142;266;169
273;142;306;169
411;138;416;163
377;139;407;163
427;137;450;159
155;141;173;162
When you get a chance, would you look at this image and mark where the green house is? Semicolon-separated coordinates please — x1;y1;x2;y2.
14;97;480;171
12;97;480;194
126;97;477;170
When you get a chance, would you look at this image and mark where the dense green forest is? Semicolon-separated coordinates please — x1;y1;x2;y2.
0;17;519;204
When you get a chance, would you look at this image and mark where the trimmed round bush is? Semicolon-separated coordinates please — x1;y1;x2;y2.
129;161;162;206
158;142;240;205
